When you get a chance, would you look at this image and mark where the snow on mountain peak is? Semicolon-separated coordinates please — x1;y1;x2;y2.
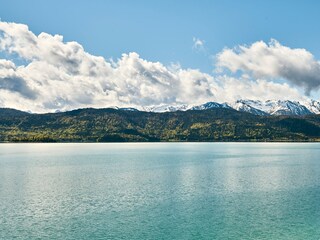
142;104;190;113
119;99;320;116
191;102;230;111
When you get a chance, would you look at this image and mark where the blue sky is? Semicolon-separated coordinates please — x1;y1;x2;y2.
1;1;320;112
1;0;320;73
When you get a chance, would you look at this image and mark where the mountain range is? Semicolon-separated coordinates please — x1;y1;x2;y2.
119;99;320;116
1;101;320;142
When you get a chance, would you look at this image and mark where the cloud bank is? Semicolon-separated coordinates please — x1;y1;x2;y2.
217;39;320;95
0;21;312;112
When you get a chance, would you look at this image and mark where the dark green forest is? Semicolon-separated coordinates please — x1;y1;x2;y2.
1;108;320;142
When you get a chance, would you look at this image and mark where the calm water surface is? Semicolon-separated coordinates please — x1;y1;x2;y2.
1;143;320;239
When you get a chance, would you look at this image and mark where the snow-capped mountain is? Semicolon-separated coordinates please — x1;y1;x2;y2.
230;100;313;116
142;104;190;113
267;100;312;115
190;102;230;111
303;100;320;114
119;99;320;116
142;102;230;112
228;100;269;116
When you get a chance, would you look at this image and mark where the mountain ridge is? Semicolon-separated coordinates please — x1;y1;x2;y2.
1;107;320;142
1;99;319;117
137;99;320;116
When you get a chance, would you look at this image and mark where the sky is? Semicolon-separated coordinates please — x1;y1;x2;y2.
1;0;320;112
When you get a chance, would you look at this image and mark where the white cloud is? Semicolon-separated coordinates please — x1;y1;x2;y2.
0;21;309;112
216;39;320;94
192;37;205;51
214;75;306;102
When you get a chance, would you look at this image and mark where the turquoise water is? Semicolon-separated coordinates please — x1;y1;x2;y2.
1;143;320;239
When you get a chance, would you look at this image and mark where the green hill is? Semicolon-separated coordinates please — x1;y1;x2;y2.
1;108;320;142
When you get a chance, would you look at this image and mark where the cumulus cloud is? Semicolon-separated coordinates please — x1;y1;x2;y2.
216;39;320;95
214;76;305;102
0;59;37;99
0;21;309;112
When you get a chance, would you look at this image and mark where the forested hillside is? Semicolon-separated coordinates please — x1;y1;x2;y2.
1;108;320;142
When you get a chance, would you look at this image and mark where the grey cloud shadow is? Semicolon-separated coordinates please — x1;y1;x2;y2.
0;76;37;99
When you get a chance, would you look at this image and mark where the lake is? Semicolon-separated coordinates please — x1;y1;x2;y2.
1;143;320;239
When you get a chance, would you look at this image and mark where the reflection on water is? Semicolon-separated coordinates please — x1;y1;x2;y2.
1;143;320;239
